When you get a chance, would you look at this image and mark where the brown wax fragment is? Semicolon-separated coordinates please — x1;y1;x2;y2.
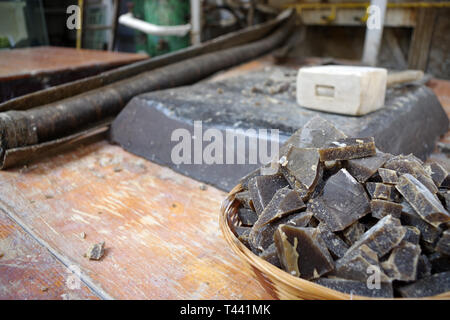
378;168;399;185
395;174;450;228
248;173;289;215
250;187;292;235
400;200;442;244
281;146;321;197
237;228;260;254
274;225;334;280
333;245;390;283
318;223;349;259
308;216;320;228
239;168;260;190
280;116;347;155
417;255;432;279
439;189;450;210
267;189;306;224
313;278;393;298
235;225;251;238
436;229;450;256
370;199;402;219
397;272;450;298
402;226;421;245
250;211;310;250
428;252;450;273
237;207;258;227
346;215;406;258
86;241;105;260
384;155;438;194
259;243;281;268
425;162;448;188
308;169;370;232
345;151;391;183
342;222;366;246
235;191;253;210
441;174;450;189
366;182;401;202
381;241;421;281
318;137;376;162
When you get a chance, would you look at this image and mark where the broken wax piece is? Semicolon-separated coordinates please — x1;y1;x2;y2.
397;272;450;298
318;137;376;162
370;199;402;219
378;168;399;185
384;155;438;194
417;255;432;279
248;173;289;215
345;151;391;183
435;230;450;256
259;243;281;268
86;241;105;260
267;189;306;224
280;116;347;155
308;169;370;231
428;252;450;273
381;241;421;281
239;168;260;190
400;200;442;244
250;210;311;250
237;207;258;226
235;190;253;210
333;244;390;283
281;146;321;196
426;162;448;188
366;182;401;202
395;173;450;228
274;225;334;279
313;278;393;298
318;223;349;259
342;222;366;246
346;215;406;258
402;226;421;245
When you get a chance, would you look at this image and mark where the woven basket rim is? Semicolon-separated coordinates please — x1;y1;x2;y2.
219;183;450;300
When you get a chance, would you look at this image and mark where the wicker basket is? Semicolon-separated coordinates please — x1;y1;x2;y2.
219;183;450;300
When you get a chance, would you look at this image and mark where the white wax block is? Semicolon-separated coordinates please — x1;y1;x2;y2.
297;66;388;116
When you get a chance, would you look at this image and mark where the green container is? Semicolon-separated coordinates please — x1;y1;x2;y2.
132;0;190;57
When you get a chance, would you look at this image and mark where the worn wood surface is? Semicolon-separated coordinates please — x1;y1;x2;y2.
0;210;99;300
0;139;272;299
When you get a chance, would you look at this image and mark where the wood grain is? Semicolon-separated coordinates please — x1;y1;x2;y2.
0;140;272;299
0;210;99;300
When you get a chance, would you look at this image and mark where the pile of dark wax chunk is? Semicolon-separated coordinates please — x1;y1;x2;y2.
234;116;450;298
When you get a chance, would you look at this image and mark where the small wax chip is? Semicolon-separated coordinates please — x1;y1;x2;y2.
308;169;370;231
235;190;253;209
280;116;347;155
259;243;281;268
435;230;450;256
416;255;432;279
342;222;366;246
274;225;334;280
378;168;399;185
333;245;390;283
318;137;376;161
366;182;401;202
381;241;421;281
345;151;391;183
346;215;406;258
237;207;258;226
402;226;421;245
397;272;450;298
425;162;448;187
370;199;402;219
239;168;260;190
317;223;349;259
282;146;321;194
428;252;450;273
384;155;438;193
313;278;393;298
395;174;450;228
400;200;442;244
86;241;105;260
248;173;289;215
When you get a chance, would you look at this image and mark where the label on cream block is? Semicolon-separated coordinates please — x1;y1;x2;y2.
297;66;388;116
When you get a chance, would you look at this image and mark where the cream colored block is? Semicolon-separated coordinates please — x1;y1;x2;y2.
297;66;388;116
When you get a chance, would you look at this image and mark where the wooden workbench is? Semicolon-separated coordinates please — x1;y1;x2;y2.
0;57;449;300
